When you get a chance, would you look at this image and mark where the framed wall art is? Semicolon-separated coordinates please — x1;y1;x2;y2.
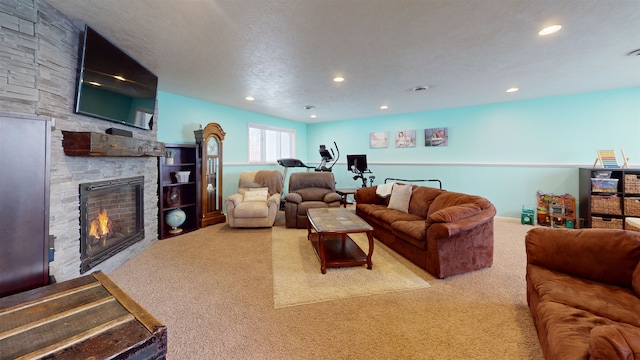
425;127;448;146
369;132;388;148
395;130;416;148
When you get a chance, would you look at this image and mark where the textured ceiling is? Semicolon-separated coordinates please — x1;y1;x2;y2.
45;0;640;123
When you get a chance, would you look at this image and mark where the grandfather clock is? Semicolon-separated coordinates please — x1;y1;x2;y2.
194;123;226;227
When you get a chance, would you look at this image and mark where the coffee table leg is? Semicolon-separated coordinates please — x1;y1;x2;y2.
319;233;327;274
366;231;374;270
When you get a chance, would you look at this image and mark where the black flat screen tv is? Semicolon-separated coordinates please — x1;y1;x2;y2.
74;25;158;130
347;154;368;172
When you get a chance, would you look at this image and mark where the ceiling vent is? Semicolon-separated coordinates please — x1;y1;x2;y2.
411;85;429;92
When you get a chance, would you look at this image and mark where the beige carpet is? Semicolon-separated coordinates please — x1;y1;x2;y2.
107;214;544;359
272;227;430;308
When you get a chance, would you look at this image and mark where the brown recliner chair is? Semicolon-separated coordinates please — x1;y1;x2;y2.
284;172;342;228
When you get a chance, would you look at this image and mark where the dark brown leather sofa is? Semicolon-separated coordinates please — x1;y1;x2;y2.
526;227;640;360
354;185;496;278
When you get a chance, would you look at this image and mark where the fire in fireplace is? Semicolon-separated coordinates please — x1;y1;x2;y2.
89;209;112;241
79;176;144;273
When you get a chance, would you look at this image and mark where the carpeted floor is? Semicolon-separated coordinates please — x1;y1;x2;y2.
108;213;544;359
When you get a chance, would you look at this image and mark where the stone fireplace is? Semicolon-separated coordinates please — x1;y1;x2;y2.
79;176;145;273
0;1;162;283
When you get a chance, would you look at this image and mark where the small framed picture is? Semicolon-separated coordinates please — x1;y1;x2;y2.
425;128;448;146
369;132;388;148
395;130;416;148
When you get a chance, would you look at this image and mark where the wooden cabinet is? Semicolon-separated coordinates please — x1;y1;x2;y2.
158;144;200;239
578;168;640;229
0;114;51;297
194;123;226;227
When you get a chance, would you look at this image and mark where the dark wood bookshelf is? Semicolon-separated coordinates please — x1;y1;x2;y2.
158;144;200;239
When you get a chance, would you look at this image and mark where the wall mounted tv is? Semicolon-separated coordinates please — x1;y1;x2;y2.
74;25;158;130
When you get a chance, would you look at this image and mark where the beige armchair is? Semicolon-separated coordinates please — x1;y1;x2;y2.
284;172;342;228
226;170;283;228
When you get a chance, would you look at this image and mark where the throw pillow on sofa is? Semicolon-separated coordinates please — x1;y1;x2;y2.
244;188;269;202
388;183;412;213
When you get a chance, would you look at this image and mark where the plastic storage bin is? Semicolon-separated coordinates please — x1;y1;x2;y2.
590;178;619;192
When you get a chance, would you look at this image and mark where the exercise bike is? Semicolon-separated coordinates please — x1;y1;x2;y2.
347;154;375;187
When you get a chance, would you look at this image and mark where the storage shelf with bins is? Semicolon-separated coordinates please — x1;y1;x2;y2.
578;168;640;230
158;144;200;239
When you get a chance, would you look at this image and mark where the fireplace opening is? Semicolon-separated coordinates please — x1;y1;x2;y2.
80;176;144;273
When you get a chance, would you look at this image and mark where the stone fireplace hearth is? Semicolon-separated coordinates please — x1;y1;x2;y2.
51;154;159;282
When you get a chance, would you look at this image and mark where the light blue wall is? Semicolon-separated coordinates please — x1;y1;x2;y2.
156;92;308;201
308;87;640;218
156;87;640;218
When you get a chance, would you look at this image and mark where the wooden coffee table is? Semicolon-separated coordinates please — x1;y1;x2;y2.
306;207;374;274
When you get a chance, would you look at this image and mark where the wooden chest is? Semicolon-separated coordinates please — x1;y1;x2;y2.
0;271;167;359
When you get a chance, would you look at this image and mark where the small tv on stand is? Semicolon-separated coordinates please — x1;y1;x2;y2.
347;154;368;172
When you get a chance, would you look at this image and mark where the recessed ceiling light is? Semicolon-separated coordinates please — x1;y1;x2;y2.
380;105;389;110
245;96;255;101
538;25;562;36
113;75;126;81
88;81;101;87
310;114;317;118
303;105;315;110
333;76;344;83
506;87;519;93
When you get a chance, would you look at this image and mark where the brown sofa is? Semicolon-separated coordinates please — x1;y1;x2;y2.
354;184;496;278
284;172;342;228
526;227;640;360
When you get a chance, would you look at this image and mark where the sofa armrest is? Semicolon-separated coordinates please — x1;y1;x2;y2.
426;204;481;226
589;324;640;360
267;193;281;208
285;192;302;204
323;192;342;203
427;206;495;238
225;193;244;208
354;186;384;205
526;228;640;287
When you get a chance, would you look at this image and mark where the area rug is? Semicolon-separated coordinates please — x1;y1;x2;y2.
271;227;430;308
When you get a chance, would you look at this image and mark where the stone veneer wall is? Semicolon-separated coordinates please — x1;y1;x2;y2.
1;0;160;282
